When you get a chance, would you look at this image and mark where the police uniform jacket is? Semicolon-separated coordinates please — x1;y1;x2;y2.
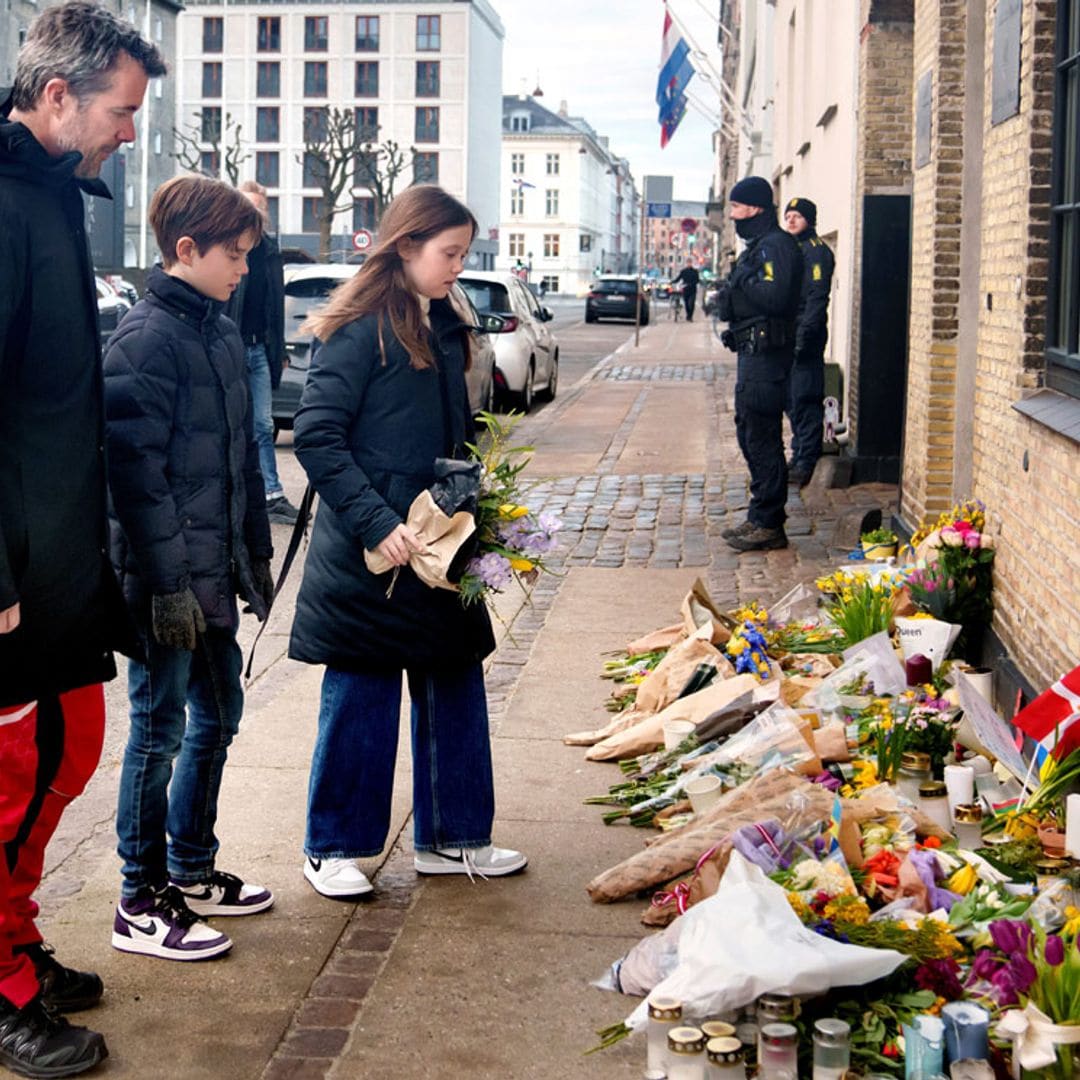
793;230;835;355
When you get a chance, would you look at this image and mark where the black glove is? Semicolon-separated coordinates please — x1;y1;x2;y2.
252;557;275;612
151;588;206;651
720;329;737;352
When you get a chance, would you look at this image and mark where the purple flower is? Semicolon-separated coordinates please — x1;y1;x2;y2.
991;955;1038;1005
538;511;563;534
990;919;1033;958
1045;934;1066;966
964;531;982;549
969;949;1002;982
468;552;512;590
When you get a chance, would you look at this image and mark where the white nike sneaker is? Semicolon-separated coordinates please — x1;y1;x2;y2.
414;845;528;879
170;869;274;917
303;856;374;898
112;886;232;961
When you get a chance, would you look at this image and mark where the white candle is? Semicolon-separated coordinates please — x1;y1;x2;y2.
944;764;976;821
1066;793;1080;859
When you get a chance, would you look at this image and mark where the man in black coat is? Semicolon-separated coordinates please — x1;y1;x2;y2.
783;197;836;486
225;180;298;525
671;260;700;321
0;3;163;1074
716;176;803;551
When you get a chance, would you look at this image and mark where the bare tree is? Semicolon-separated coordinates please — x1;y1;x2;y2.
173;108;250;186
299;107;416;259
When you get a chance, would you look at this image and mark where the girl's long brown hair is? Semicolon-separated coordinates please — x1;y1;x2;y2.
302;185;478;370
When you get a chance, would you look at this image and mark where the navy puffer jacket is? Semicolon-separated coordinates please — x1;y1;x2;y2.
103;267;273;628
288;298;495;672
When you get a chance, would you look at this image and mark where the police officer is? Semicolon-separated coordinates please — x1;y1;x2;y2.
671;260;700;321
716;176;802;552
783;197;835;486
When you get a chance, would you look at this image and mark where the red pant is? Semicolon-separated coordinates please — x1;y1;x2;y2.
0;685;105;1007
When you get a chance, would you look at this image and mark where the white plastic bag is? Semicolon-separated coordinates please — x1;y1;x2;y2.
623;852;905;1030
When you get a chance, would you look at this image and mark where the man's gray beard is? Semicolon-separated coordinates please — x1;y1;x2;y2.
57;118;101;178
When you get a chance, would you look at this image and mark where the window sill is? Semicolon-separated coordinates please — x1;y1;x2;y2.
1012;388;1080;444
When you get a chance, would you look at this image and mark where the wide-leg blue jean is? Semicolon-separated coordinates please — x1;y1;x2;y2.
305;664;495;858
117;626;244;896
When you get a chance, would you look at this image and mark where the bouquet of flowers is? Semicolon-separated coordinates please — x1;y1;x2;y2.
816;568;910;648
458;413;562;606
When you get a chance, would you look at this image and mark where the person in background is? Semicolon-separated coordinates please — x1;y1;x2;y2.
716;176;802;552
671;260;700;321
0;4;163;1074
104;175;275;964
289;185;526;900
226;179;298;525
783;197;835;487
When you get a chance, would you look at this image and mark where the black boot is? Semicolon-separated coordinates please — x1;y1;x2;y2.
14;945;102;1013
0;994;107;1078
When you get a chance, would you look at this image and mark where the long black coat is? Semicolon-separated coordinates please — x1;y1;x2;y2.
0;113;135;707
103;267;273;629
289;299;495;672
223;232;287;388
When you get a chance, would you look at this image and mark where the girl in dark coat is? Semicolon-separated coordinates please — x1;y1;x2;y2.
290;186;526;897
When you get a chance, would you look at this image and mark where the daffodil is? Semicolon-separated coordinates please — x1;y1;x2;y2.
509;557;534;572
1063;905;1080;938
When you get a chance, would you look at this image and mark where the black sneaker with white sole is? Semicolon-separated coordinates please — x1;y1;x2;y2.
0;994;106;1079
112;886;232;962
12;945;102;1014
171;870;274;917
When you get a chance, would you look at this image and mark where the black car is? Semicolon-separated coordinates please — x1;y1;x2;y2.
585;275;649;325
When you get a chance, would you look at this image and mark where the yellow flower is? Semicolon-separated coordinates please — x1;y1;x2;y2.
509;557;535;572
1063;906;1080;938
945;863;978;895
498;503;530;519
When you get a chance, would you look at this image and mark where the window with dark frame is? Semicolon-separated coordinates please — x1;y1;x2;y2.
355;147;378;187
255;151;279;188
355;15;379;51
257;16;280;52
1047;0;1080;397
304;16;328;52
416;61;440;97
355;106;379;142
202;16;222;53
201;62;221;98
304;61;328;98
200;106;221;143
355;61;378;97
303;151;328;188
266;196;279;232
256;106;279;142
415;106;439;142
256;61;280;98
414;152;438;183
303;106;328;144
543;233;559;257
200;150;220;176
417;14;441;51
302;196;324;233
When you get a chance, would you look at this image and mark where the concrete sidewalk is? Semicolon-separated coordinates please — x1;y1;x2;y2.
24;317;896;1080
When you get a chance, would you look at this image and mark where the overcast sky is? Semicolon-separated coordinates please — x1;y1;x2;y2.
489;0;723;203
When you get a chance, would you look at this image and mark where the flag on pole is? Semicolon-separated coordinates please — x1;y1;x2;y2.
1013;664;1080;761
656;5;695;124
512;177;535;189
660;95;687;149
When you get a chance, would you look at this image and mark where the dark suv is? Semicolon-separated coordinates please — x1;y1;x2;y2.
585;275;649;325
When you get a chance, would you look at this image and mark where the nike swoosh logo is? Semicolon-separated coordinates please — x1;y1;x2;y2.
309;858;322;871
122;915;160;936
431;850;464;863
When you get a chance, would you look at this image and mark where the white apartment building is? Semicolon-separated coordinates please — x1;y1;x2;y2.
500;94;639;296
177;0;503;263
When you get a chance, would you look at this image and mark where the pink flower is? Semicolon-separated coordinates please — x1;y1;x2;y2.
964;532;982;550
940;527;963;547
953;520;974;535
1045;935;1065;966
981;534;995;550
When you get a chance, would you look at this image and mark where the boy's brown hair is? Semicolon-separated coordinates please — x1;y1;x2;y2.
150;175;263;267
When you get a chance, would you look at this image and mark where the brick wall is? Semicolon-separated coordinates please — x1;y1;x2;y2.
849;0;913;435
900;0;966;525
966;0;1075;687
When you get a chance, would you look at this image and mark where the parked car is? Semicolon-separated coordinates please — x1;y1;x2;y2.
456;270;558;412
96;275;130;347
271;264;497;436
585;275;650;325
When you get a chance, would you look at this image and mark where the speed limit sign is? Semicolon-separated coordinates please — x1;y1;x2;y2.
352;229;373;251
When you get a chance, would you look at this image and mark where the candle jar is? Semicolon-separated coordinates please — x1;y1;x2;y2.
898;751;932;803
812;1018;851;1080
667;1025;707;1080
700;1021;737;1041
759;1022;798;1080
705;1035;745;1079
647;996;683;1073
918;780;952;833
755;993;799;1026
953;803;985;850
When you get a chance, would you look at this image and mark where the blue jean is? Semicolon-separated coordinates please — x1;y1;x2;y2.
246;343;282;498
116;625;244;896
305;664;495;858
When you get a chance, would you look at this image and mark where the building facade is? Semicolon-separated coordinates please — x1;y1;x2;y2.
644;201;713;280
499;94;639;295
177;0;503;263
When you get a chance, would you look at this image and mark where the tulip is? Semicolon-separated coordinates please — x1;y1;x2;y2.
964;532;981;549
1045;934;1065;966
990;918;1033;957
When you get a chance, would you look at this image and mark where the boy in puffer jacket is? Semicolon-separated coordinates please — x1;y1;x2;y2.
103;175;276;962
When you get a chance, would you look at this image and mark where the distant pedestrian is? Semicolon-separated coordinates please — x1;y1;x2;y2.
290;185;526;900
227;179;299;525
716;176;803;552
671;260;700;321
104;175;276;964
783;197;835;486
0;3;163;1074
